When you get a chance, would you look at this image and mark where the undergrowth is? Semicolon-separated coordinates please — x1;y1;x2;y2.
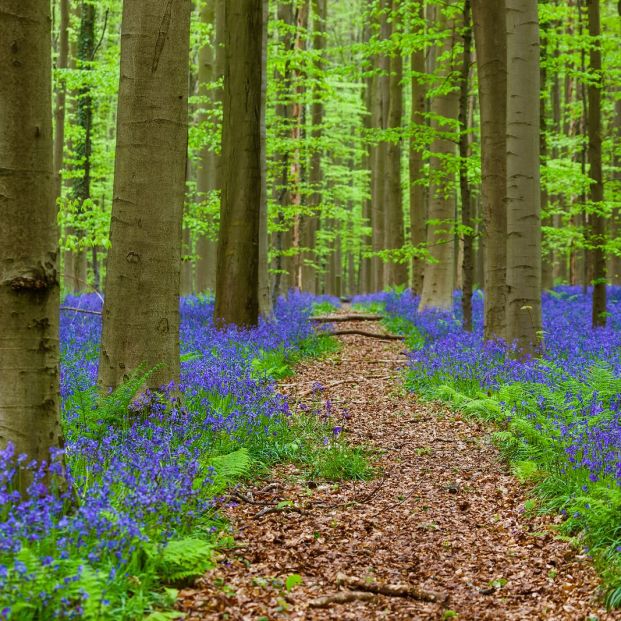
0;293;371;620
356;290;621;608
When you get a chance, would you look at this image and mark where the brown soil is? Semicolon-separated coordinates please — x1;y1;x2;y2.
178;316;620;621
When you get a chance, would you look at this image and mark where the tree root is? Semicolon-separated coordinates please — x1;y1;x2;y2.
309;591;375;608
253;505;306;519
335;573;447;603
332;329;403;340
311;314;383;323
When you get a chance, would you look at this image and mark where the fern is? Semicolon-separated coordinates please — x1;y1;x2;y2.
208;448;252;491
150;537;215;583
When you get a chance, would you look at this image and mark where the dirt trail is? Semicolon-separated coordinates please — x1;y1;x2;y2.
179;316;619;620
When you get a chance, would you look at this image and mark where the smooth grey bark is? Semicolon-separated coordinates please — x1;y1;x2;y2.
419;3;459;311
409;1;427;296
99;0;191;390
506;0;543;355
472;0;508;341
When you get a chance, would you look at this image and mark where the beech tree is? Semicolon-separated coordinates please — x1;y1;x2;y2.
98;0;192;390
214;0;266;326
409;0;427;296
472;0;508;340
419;3;459;312
195;0;223;293
0;1;63;461
505;0;542;355
383;0;407;288
587;0;606;327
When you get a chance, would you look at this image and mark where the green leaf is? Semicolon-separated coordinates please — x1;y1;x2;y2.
285;573;303;592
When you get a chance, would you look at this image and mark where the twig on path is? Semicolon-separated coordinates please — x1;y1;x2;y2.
299;378;360;397
60;307;102;316
229;491;277;507
253;505;306;519
309;591;375;608
335;573;447;603
312;314;382;323
332;330;403;341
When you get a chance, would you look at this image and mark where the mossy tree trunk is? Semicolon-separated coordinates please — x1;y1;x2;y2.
0;1;63;463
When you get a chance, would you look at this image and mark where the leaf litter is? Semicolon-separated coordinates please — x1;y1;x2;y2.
178;316;620;620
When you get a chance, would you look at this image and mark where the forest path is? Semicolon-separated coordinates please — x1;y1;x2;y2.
178;314;617;621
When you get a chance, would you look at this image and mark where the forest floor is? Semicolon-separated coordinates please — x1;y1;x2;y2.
178;313;620;621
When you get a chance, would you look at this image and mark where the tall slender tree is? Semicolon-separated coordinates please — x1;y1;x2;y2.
370;0;390;292
214;0;265;326
303;0;328;295
472;0;507;340
0;1;63;461
587;0;606;327
383;0;407;287
196;0;223;293
506;0;542;355
54;0;70;202
459;0;474;330
98;0;192;391
409;0;427;296
419;3;459;311
66;1;96;293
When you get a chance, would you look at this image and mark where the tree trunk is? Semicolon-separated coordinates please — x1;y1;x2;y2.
54;0;70;202
459;0;474;330
587;0;606;327
0;1;63;464
609;99;621;285
195;0;222;293
99;0;191;391
69;1;96;293
258;0;271;315
506;0;542;356
360;23;373;295
409;1;426;296
214;0;264;326
419;4;459;312
540;12;554;291
472;0;507;340
271;2;295;302
383;0;407;288
303;0;327;295
371;1;390;292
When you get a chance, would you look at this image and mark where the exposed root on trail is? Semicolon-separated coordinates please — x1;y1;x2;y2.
178;314;617;621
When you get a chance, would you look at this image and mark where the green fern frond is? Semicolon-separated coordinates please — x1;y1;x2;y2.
151;537;215;583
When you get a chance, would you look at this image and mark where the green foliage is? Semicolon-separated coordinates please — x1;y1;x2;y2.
308;442;374;481
148;538;215;584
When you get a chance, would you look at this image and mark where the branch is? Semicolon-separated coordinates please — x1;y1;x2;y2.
60;307;102;316
332;330;403;341
309;591;375;608
311;314;383;323
335;573;447;603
